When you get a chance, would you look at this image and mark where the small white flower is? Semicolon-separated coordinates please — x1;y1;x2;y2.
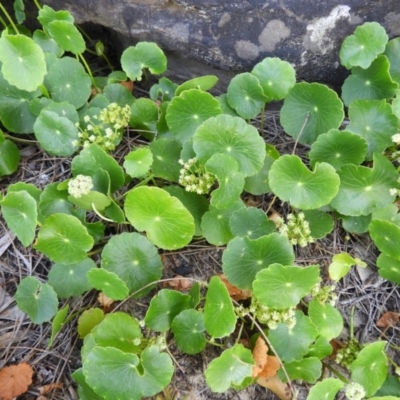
72;140;79;147
89;135;96;142
389;188;398;196
68;175;93;198
392;133;400;144
84;115;90;123
87;124;94;131
344;382;366;400
105;127;113;138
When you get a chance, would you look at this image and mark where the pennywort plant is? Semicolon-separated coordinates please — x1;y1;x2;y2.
0;2;400;398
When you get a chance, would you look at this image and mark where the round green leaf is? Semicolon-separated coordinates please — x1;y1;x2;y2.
309;129;368;170
42;101;79;124
370;220;400;261
193;114;266;176
145;289;191;332
204;344;254;393
226;72;268;119
121;42;167;81
150;77;178;101
222;234;295;290
269;155;340;209
328;252;359;281
0;190;37;246
342;55;398;106
347;99;398;159
101;232;162;296
244;154;274;195
372;204;400;227
253;264;320;309
384;37;400;84
87;269;129;301
377;254;400;284
38;5;74;28
204;276;237;338
308;299;343;340
77;308;105;339
68;190;111;212
302;210;334;239
7;182;41;203
166;89;222;143
91;312;142;353
0;34;46;92
83;346;173;400
129;98;158;139
48;258;96;298
34;110;79;156
307;378;344;400
125;187;195;250
38;182;73;222
340;22;388;69
343;215;372;234
123;147;153;178
171;309;206;355
269;311;318;363
280;357;322;383
350;341;388;397
34;213;94;264
217;94;239;116
15;276;58;324
175;75;218;96
229;207;276;239
33;29;63;57
307;336;333;360
0;138;20;176
45;56;91;108
47;20;85;54
330;153;398;216
149;138;181;182
280;83;344;145
103;83;134;106
251;57;296;101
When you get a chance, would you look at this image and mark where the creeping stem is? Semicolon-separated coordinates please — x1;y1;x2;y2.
0;3;19;33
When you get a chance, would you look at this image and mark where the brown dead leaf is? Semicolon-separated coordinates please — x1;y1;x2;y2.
119;80;134;92
39;382;63;395
257;375;292;400
0;362;34;400
98;292;114;312
252;336;280;378
219;274;251;301
269;212;281;228
163;275;192;291
376;311;400;328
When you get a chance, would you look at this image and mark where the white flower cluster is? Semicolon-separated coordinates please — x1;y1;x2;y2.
310;280;338;306
335;337;361;368
73;103;131;152
178;158;215;195
389;176;400;196
277;212;314;247
344;382;366;400
392;133;400;145
67;175;93;198
250;298;296;330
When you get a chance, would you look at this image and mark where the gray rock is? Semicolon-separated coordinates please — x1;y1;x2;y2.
41;0;400;90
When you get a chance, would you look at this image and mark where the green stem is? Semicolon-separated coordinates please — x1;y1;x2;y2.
32;0;42;10
260;103;265;134
322;362;350;384
0;3;19;34
78;53;99;91
350;306;355;339
2;132;36;144
0;14;8;30
39;83;50;99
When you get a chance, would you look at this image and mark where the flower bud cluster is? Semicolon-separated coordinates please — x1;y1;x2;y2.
178;158;216;195
276;212;314;247
335;338;362;368
68;175;93;198
310;280;338;306
250;298;296;330
344;382;366;400
73;103;130;152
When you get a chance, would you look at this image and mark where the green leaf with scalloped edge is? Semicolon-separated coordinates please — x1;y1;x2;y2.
303;210;334;239
205;153;245;209
7;182;41;203
77;308;105;339
307;378;344;400
103;83;134;106
166;89;222;144
226;72;268;119
328;252;365;281
193;114;266;176
68;190;111;212
330;153;398;216
342;55;398;106
129;98;158;140
125;186;195;250
372;204;400;227
87;269;129;301
340;22;388;69
201;200;245;246
229;207;276;240
145;289;191;332
370;220;400;261
204;344;254;393
376;254;400;284
269;155;340;210
124;147;153;178
45;56;91;108
253;264;320;309
72;368;104;400
0;135;20;176
83;346;173;400
350;341;388;397
308;299;343;340
347;99;398;159
244;154;274;195
15;276;58;324
33;29;63;57
171;309;206;355
38;5;74;28
47;20;85;54
48;304;69;348
0;190;37;246
121;42;167;81
34;213;94;264
149;138;181;182
150;77;178;101
48;258;96;298
307;336;333;360
280;357;322;383
101;232;162;296
280;83;344;145
38;182;73;222
175;75;218;96
251;57;296;101
269;311;318;362
0;34;46;92
384;37;400;84
309;129;368;170
204;276;237;338
217;94;238;116
222;234;294;290
342;214;372;234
